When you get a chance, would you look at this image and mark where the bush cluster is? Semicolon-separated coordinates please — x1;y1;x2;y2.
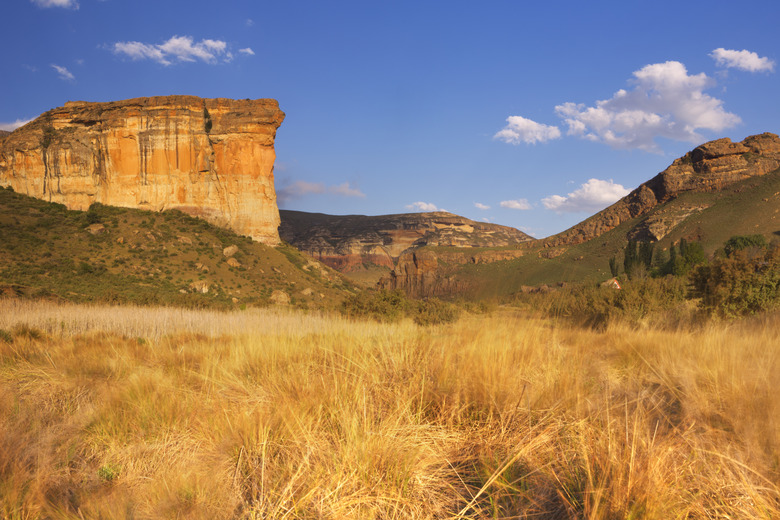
340;289;460;325
526;276;689;329
692;244;780;317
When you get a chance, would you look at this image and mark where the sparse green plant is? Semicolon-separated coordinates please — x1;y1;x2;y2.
203;107;213;134
39;124;56;149
98;463;120;482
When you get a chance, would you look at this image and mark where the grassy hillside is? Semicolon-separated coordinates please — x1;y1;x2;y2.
431;166;780;299
1;300;778;519
0;187;354;309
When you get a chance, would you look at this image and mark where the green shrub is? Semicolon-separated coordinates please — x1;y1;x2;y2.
86;204;102;225
78;261;94;275
520;276;689;329
98;463;120;482
691;246;780;317
0;329;12;343
39;125;56;149
340;289;410;322
723;234;767;257
412;298;460;325
340;289;460;325
203;107;213;134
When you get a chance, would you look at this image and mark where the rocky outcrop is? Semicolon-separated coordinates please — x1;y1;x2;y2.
279;210;534;272
0;96;285;244
381;133;780;298
377;247;526;297
541;133;780;248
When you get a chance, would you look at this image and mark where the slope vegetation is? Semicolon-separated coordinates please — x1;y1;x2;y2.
381;134;780;299
0;187;352;308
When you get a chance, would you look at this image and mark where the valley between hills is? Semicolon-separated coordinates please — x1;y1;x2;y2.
1;95;779;305
1;97;780;519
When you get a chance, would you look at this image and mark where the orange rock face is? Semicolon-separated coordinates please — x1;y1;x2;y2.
0;96;285;244
278;210;534;273
541;133;780;248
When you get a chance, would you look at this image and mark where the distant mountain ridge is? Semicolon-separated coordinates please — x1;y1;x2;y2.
379;133;780;298
279;210;534;280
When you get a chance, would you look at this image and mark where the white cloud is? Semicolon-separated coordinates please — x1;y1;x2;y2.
474;202;490;210
494;116;561;145
0;118;34;132
31;0;78;8
710;48;775;73
329;182;365;198
406;201;441;212
555;61;741;152
112;36;232;66
277;180;365;203
542;178;630;213
239;47;255;56
246;19;255;27
51;64;75;81
500;199;532;210
113;41;168;64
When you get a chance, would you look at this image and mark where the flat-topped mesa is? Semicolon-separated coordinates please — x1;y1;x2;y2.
279;210;534;272
0;95;285;244
540;132;780;248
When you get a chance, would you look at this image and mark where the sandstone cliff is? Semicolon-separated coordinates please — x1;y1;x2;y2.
0;96;285;244
540;133;780;248
279;210;534;272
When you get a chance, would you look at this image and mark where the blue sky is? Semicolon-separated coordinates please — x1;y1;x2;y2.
2;0;778;237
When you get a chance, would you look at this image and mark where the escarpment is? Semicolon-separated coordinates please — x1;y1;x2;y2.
279;210;534;272
381;133;780;298
0;96;285;244
541;133;780;248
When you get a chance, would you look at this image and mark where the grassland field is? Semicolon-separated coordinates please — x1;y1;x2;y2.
1;299;778;519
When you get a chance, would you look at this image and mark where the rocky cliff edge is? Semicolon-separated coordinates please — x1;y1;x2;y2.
0;95;285;244
541;133;780;248
279;210;534;272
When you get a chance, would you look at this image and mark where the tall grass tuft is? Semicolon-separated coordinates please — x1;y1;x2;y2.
0;301;778;518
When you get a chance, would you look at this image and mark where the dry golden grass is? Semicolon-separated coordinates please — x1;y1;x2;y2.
1;300;778;519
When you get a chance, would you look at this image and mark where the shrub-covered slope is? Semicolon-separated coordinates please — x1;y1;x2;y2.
0;187;353;308
381;165;780;300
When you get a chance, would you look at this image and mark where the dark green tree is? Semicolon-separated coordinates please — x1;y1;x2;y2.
623;240;638;277
639;241;654;269
608;256;620;277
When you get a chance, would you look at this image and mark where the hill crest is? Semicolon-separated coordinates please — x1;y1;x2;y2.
279;209;534;284
540;132;780;249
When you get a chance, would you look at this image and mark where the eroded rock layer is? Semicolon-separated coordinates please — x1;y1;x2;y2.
541;133;780;248
0;96;285;244
381;133;780;298
279;210;534;272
